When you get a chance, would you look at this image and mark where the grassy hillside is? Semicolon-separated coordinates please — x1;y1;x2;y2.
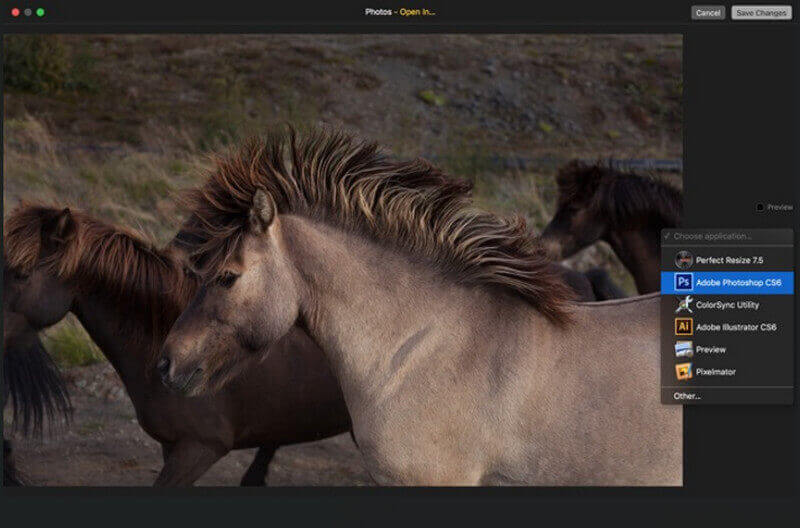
3;34;683;363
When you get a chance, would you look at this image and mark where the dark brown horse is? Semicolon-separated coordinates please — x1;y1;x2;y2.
540;162;682;293
3;262;72;486
3;203;351;486
3;439;18;485
549;264;622;301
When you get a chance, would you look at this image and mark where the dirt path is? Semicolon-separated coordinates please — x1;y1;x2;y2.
6;363;373;486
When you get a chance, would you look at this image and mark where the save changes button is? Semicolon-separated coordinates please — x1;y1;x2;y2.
732;5;793;20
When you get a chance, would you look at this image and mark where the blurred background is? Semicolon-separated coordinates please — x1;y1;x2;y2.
2;34;682;485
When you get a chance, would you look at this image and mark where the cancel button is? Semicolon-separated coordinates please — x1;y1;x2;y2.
692;5;726;20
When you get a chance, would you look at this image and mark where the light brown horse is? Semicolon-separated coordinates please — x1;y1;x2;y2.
540;162;682;293
161;130;682;486
3;203;351;486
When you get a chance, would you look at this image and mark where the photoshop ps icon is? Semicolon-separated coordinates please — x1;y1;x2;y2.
674;273;694;292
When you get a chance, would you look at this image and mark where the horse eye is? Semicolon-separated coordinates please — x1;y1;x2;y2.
216;271;240;289
13;270;30;281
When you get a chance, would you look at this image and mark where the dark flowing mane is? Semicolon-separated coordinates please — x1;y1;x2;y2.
556;161;682;229
4;203;197;361
181;128;572;322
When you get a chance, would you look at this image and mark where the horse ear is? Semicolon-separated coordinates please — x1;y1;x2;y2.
52;208;77;244
571;164;602;196
249;188;276;234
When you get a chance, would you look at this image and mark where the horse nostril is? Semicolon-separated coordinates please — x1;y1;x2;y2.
157;356;171;378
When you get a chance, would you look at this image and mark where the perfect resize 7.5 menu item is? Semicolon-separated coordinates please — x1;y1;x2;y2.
661;229;794;405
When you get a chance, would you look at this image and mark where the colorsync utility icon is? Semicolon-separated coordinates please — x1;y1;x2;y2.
675;295;694;314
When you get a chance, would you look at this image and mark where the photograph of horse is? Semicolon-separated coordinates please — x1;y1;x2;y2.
3;34;682;485
3;272;72;485
1;198;629;486
3;203;351;485
160;130;682;486
541;162;683;293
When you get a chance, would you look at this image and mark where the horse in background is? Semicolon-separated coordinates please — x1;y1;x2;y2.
3;263;73;486
160;129;681;485
540;161;682;294
3;203;351;486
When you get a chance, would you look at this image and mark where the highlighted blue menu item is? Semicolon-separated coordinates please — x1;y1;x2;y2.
661;271;794;295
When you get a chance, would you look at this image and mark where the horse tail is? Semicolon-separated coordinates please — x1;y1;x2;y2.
584;268;627;300
3;335;72;437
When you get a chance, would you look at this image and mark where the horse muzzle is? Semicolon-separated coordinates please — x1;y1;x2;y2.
157;350;203;395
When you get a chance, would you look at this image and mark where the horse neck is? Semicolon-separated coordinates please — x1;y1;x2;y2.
282;216;510;409
70;290;161;400
603;226;662;293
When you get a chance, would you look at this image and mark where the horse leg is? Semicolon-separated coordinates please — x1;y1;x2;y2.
160;443;171;464
239;445;277;486
3;438;23;486
153;441;225;487
584;267;627;300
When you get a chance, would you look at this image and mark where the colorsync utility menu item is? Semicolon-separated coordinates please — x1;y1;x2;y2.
660;229;794;405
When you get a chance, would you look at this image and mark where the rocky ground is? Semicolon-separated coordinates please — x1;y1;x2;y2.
5;34;682;161
6;362;373;486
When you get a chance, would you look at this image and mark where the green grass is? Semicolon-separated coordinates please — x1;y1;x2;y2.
4;115;198;244
4;35;98;94
437;139;495;180
196;74;321;149
77;421;105;435
4;113;644;300
3;35;682;302
417;90;447;107
538;120;554;134
43;318;105;368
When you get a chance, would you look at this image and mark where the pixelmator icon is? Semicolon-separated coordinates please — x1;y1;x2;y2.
675;317;693;336
675;362;693;381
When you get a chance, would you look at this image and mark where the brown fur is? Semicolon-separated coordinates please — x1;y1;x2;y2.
543;162;683;293
555;161;682;230
4;204;351;486
4;202;197;369
162;204;682;485
180;128;572;322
